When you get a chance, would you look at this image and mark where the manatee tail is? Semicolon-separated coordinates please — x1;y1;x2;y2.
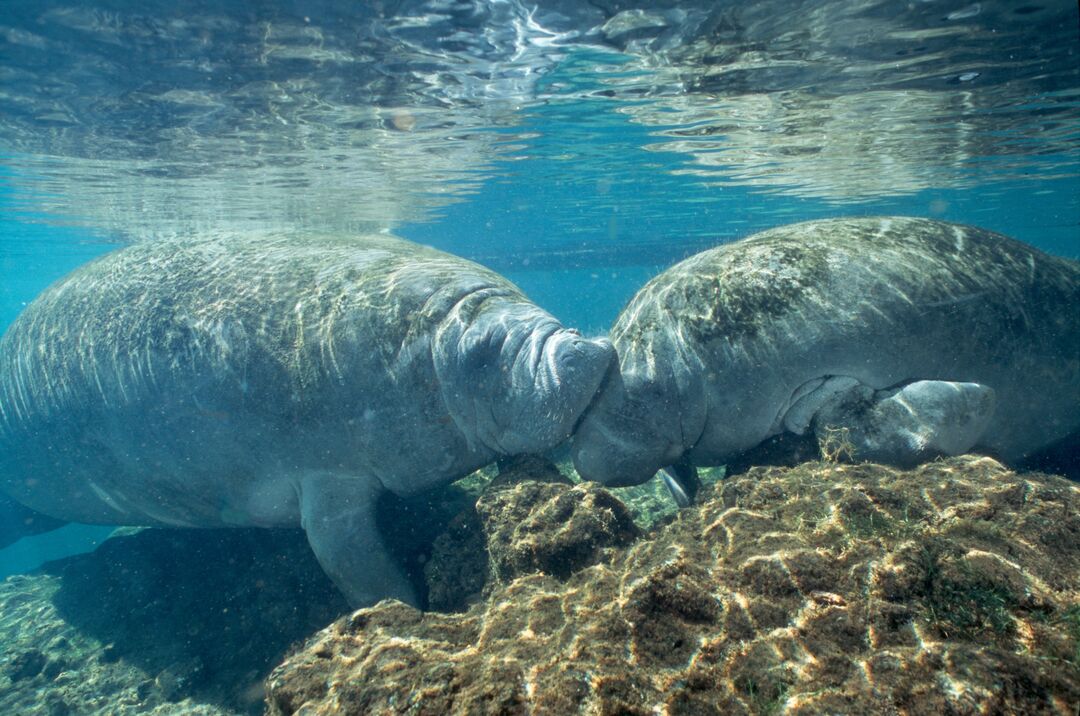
0;491;67;549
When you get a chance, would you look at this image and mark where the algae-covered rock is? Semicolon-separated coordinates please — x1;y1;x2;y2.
488;454;575;491
478;481;640;582
267;456;1080;715
422;507;489;613
0;529;350;716
423;455;638;611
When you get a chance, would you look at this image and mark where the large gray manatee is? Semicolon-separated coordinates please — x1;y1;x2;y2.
573;217;1079;496
0;234;614;606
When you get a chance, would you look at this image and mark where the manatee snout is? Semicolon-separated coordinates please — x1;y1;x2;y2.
572;419;650;487
545;330;614;397
571;368;684;488
475;317;617;455
499;328;615;454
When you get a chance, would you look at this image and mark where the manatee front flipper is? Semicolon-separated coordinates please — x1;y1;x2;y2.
660;461;701;508
0;491;67;549
811;379;996;466
299;474;417;608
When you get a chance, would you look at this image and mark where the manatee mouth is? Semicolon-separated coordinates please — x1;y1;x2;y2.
571;404;672;488
491;326;614;455
569;355;619;437
571;357;692;489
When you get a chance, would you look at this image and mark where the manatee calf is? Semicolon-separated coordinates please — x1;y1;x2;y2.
0;235;613;606
572;217;1079;495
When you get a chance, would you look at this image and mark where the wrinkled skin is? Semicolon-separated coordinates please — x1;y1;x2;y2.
573;217;1079;489
0;234;614;606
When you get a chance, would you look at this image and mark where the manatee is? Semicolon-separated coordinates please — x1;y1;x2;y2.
0;234;614;606
572;217;1080;495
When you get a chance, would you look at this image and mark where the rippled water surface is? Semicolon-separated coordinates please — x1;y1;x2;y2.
2;0;1077;261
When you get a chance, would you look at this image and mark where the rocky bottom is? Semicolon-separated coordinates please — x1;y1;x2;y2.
0;529;350;716
0;480;487;715
1;456;1077;715
268;456;1080;715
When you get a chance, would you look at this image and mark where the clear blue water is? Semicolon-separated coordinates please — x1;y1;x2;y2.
1;0;1077;583
0;1;1078;712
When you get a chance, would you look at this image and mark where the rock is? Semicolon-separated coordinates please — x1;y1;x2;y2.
154;658;205;702
489;454;574;491
42;692;71;716
41;659;65;680
424;456;639;610
0;528;351;716
100;644;121;664
267;456;1080;715
423;508;488;613
477;480;640;582
6;649;46;681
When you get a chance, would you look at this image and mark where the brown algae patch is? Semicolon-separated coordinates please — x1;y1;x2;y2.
268;455;1080;715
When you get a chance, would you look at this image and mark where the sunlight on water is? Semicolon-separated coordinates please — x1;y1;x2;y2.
1;0;1076;243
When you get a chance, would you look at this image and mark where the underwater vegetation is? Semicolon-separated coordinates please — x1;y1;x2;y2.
1;454;1077;714
267;455;1079;715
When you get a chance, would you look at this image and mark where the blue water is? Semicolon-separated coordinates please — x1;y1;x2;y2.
0;1;1078;712
2;91;1079;575
3;138;1076;576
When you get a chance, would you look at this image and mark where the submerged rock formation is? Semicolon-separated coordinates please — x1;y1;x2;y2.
0;528;349;716
0;482;478;715
267;456;1080;715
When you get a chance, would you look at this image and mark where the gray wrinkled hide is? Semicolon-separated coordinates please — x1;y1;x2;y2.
573;216;1080;486
0;234;614;605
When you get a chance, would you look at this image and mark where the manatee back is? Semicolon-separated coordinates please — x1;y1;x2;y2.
615;216;1080;461
0;234;525;522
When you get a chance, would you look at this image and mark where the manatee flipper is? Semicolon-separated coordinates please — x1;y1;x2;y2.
0;492;67;549
660;461;701;507
811;379;996;466
299;474;418;608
